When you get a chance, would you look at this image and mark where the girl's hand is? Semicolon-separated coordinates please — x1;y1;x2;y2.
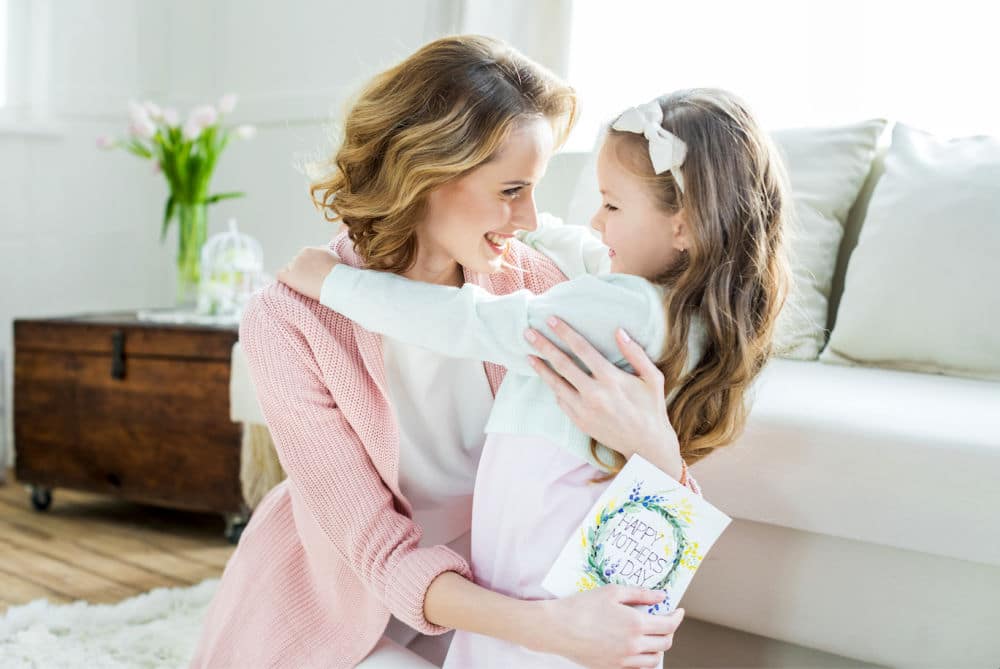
276;246;340;301
524;318;683;479
536;586;684;668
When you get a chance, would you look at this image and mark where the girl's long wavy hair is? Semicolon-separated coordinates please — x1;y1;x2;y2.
591;88;794;479
307;34;577;273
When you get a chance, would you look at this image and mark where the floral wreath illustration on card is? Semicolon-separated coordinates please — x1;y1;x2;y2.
575;479;705;613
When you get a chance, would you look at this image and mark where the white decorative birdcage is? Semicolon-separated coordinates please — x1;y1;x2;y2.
196;218;265;319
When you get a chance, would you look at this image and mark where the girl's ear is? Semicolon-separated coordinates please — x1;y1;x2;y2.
673;210;692;252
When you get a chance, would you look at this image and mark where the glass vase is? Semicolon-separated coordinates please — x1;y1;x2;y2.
175;200;208;307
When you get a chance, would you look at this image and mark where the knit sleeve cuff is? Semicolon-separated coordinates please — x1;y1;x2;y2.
679;459;703;496
679;462;704;497
384;544;473;635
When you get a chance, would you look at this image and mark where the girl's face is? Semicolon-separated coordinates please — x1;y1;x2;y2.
590;138;690;279
414;116;555;281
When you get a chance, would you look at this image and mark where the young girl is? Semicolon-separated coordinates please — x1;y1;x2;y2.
280;88;792;667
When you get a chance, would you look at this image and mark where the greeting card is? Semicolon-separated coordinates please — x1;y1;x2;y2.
541;454;732;615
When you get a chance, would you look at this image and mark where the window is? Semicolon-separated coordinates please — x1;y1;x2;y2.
0;0;7;108
565;0;999;150
0;0;55;127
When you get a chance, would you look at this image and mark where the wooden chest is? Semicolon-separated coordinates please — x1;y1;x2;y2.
13;310;248;539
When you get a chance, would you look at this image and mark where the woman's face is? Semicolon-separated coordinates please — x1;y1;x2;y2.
590;138;689;279
415;116;555;279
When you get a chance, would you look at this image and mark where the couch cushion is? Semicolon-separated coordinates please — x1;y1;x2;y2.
688;357;1000;567
768;120;888;360
826;133;891;335
820;122;1000;380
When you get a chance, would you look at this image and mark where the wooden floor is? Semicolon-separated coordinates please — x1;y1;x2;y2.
0;467;235;614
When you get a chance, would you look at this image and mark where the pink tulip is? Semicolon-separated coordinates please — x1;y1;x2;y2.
96;135;115;149
127;99;151;129
182;119;203;141
218;93;238;114
163;108;179;127
235;124;257;140
144;100;163;121
129;117;157;139
189;105;218;128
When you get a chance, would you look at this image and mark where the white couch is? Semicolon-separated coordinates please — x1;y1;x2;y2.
230;121;1000;668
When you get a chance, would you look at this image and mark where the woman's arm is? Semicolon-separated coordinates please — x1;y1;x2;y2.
319;263;661;377
526;318;701;492
239;291;471;633
424;572;685;668
515;212;612;278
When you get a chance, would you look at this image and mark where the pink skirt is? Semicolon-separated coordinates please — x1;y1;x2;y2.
442;432;612;669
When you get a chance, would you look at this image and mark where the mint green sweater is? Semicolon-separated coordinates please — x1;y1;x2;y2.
319;213;707;472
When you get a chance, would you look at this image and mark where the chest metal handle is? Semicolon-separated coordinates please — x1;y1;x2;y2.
111;330;125;379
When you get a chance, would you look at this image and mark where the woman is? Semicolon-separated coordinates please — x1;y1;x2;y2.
190;35;686;669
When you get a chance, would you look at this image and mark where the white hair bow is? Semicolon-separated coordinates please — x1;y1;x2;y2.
611;100;688;193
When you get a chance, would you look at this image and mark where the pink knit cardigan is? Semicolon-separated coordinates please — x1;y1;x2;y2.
189;230;701;668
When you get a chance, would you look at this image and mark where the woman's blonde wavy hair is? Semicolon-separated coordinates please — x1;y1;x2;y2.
308;34;578;272
590;88;794;479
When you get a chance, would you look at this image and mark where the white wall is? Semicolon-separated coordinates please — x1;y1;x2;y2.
0;0;467;470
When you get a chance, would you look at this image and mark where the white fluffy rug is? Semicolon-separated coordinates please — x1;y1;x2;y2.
0;578;218;669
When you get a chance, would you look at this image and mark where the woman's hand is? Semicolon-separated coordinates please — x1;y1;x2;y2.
276;246;340;301
535;586;685;668
524;318;684;480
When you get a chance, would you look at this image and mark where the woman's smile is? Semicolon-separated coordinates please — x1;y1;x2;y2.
484;231;513;255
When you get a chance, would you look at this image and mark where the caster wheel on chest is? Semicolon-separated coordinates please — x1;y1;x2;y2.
224;512;250;544
29;485;53;511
